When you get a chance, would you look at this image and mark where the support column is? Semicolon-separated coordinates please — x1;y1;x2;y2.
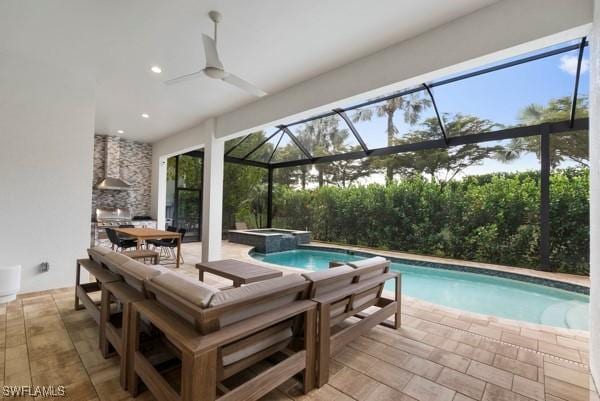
155;156;168;229
201;120;224;262
267;168;273;228
589;0;600;386
540;125;551;271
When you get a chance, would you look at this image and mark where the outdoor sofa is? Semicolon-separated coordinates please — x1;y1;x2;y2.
302;256;401;386
74;246;401;401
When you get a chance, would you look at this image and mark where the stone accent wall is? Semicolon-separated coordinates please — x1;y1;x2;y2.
105;136;121;177
92;135;153;217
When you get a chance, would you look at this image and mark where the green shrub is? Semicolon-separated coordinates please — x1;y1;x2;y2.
272;168;589;275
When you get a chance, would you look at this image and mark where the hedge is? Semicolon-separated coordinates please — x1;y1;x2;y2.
272;169;589;275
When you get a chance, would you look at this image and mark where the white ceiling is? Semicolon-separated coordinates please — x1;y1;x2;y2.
2;0;499;143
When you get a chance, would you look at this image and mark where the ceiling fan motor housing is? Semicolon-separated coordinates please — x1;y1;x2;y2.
204;66;227;79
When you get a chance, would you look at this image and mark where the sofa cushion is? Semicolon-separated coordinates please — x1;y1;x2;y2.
348;256;387;269
102;252;133;274
151;272;218;308
87;246;112;264
302;265;355;297
209;274;306;327
348;257;388;280
117;260;165;291
88;246;112;257
121;260;166;278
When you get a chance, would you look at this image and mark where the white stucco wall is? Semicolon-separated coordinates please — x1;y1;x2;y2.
589;0;600;387
0;57;96;292
0;1;103;293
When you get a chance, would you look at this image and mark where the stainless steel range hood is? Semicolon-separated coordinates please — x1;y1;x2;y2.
96;135;131;190
96;177;131;190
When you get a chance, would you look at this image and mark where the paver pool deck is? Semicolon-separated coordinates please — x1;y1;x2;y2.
2;241;596;401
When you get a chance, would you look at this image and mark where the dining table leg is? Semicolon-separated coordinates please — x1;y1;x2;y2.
176;235;181;268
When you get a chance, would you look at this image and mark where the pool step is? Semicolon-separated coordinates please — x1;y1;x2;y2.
540;301;588;330
565;303;589;330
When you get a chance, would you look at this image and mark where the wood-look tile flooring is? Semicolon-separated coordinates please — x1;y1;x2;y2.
1;242;597;400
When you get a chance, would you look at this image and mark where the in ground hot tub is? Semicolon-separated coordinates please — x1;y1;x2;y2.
228;228;311;253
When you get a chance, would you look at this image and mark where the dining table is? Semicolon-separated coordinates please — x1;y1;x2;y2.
113;227;183;268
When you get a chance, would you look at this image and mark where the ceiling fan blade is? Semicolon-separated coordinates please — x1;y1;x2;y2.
202;34;223;70
222;73;267;97
164;70;204;85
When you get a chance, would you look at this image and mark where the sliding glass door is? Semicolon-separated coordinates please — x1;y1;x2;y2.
166;151;203;242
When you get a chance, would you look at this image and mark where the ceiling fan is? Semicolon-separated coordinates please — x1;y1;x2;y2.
164;11;267;97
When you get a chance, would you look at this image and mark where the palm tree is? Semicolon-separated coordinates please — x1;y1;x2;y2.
351;92;432;183
243;182;268;228
293;116;351;187
506;96;589;167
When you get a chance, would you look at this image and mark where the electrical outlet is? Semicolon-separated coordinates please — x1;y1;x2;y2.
39;262;50;272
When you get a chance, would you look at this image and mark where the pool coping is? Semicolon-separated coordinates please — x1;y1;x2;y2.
399;291;591;339
287;243;590;295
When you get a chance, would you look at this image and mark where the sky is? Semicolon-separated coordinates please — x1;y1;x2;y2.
354;42;588;178
232;40;590;185
338;40;589;182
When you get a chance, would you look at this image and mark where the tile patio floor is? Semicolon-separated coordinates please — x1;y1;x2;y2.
1;241;597;401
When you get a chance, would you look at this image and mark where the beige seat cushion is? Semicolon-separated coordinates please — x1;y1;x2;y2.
120;260;166;291
88;246;112;257
209;274;306;327
349;257;388;281
151;272;218;308
121;260;166;278
102;252;134;274
348;256;387;269
87;246;113;265
302;265;355;297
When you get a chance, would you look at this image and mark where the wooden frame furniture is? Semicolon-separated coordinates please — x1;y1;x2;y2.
121;249;160;264
114;227;182;268
195;259;282;287
74;256;121;324
128;273;317;401
101;281;145;389
88;246;168;390
302;257;401;387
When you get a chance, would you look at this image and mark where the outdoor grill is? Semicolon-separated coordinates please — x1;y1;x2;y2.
91;207;133;246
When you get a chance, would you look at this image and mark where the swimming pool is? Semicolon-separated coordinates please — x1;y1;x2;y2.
252;249;589;330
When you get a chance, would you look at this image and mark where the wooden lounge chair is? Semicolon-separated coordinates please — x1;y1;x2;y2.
87;246;169;389
302;256;401;387
128;271;317;401
74;247;122;324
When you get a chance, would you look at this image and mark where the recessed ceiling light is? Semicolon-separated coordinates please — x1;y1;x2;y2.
150;66;162;74
141;113;150;119
117;130;124;134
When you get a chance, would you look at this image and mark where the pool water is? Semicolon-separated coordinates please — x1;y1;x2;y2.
252;249;589;330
